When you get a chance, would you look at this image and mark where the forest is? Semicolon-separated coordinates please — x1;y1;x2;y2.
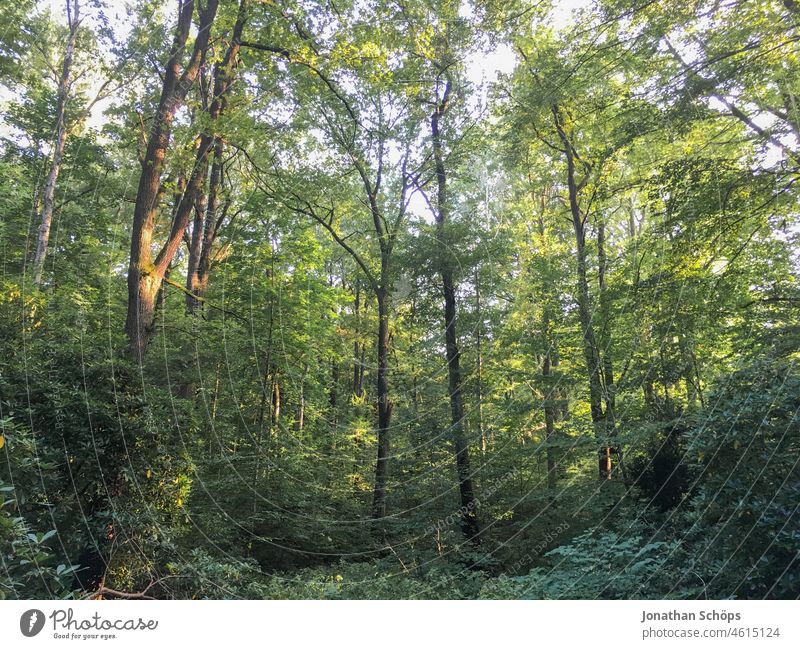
0;0;799;600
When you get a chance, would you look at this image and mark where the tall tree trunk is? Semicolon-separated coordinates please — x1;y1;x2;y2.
270;378;281;450
372;289;392;519
409;292;420;423
186;192;206;313
431;78;480;543
542;352;558;490
597;216;618;472
295;364;307;432
569;171;609;478
552;104;612;479
186;1;247;311
31;0;80;287
296;388;305;431
125;0;219;362
353;278;364;397
256;257;275;439
475;266;487;454
358;344;366;397
537;212;559;490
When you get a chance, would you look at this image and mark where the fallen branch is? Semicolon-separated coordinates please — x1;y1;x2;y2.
85;585;156;600
83;575;184;600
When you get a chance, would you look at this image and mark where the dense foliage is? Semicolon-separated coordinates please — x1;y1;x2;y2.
1;0;798;600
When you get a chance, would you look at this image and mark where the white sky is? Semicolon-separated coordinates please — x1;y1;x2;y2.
465;0;593;85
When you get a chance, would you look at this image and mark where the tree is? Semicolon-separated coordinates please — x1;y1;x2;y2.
186;0;249;314
30;0;81;287
125;0;219;362
407;0;482;542
244;2;431;520
2;0;799;602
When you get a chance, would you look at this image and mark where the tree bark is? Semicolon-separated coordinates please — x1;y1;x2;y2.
371;288;392;519
186;0;248;312
31;0;80;287
125;0;219;362
475;266;487;454
352;277;365;397
295;365;307;432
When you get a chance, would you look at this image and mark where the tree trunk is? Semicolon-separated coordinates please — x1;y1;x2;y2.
475;266;487;454
597;216;618;473
537;213;559;490
271;380;281;427
256;260;275;439
570;172;610;478
542;353;558;490
352;277;368;399
371;289;392;519
353;278;364;397
431;78;480;543
552;104;611;479
125;0;219;362
186;189;206;313
295;365;307;432
186;1;247;310
31;0;80;287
